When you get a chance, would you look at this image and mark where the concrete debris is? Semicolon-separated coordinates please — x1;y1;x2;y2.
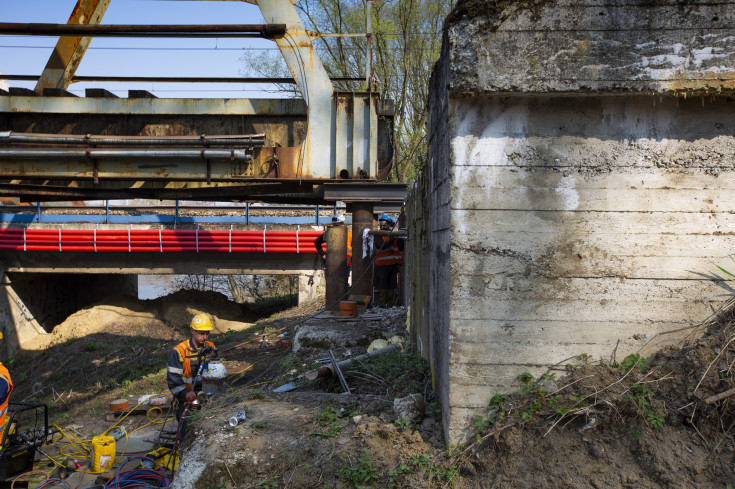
393;393;426;423
293;306;407;353
367;339;389;352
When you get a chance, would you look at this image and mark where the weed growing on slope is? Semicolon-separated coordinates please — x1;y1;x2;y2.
339;450;379;487
311;406;345;438
623;383;665;429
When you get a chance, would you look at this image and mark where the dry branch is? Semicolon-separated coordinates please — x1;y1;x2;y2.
704;386;735;405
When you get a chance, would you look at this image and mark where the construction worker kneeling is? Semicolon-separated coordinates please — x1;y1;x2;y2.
167;314;216;424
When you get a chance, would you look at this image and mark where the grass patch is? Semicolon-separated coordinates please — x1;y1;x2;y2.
341;346;433;398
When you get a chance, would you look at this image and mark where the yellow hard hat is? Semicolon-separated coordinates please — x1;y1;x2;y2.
190;314;213;331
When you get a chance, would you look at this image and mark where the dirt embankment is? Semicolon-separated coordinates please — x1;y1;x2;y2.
8;290;735;489
174;306;735;489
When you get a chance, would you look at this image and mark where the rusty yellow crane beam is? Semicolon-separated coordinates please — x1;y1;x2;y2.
34;0;111;94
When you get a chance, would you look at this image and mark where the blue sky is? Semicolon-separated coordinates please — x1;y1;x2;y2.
0;0;285;98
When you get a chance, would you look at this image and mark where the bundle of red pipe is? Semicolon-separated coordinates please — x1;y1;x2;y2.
0;228;323;253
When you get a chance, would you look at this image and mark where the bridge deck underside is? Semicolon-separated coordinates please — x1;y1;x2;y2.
0;96;325;202
0;250;321;275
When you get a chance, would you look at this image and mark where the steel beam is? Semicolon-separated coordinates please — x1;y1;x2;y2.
34;0;111;94
0;250;321;276
1;75;363;84
257;0;334;180
325;225;348;306
0;131;265;146
0;96;307;115
350;203;374;297
324;183;407;203
0;182;322;204
0;22;287;38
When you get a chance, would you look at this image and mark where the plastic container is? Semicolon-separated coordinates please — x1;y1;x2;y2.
91;435;116;472
339;300;357;317
109;399;129;413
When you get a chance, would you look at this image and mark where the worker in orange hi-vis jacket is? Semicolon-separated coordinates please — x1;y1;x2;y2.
373;215;403;307
0;361;13;448
167;314;215;421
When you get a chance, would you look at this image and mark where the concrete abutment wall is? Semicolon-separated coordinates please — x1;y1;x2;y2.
408;0;735;444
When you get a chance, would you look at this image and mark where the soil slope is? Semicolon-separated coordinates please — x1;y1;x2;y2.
8;293;735;489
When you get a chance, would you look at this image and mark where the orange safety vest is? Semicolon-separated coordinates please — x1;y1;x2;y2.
347;230;352;267
319;230;352;267
0;363;13;447
375;236;402;266
173;339;215;391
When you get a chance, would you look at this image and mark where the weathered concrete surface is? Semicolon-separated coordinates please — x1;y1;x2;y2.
446;0;735;95
293;307;406;353
414;0;735;445
405;27;453;442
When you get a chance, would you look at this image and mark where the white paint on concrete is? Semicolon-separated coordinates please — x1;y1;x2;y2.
554;175;579;211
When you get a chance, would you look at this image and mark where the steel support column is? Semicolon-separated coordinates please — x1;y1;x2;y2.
35;0;111;94
325;225;347;307
350;203;374;298
256;0;334;179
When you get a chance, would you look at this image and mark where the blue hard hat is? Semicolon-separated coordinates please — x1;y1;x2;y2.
378;215;393;224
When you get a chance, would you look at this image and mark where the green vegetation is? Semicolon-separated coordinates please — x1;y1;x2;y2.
615;353;649;373
393;417;416;431
342;346;433;399
386;454;430;488
339;450;379;488
623;384;665;430
256;475;280;488
311;406;345;438
712;255;735;278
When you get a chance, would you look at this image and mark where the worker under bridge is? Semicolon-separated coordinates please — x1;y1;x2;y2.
0;0;407;304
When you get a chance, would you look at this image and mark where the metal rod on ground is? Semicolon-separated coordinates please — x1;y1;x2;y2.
328;350;351;394
304;344;400;380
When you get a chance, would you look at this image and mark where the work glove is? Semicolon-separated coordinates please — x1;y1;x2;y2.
200;345;214;357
